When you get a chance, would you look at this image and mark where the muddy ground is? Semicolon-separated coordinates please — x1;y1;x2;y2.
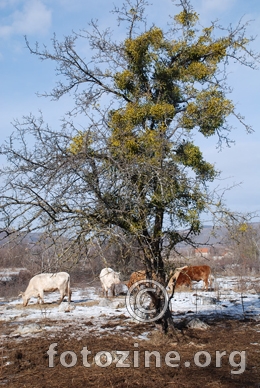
1;316;260;388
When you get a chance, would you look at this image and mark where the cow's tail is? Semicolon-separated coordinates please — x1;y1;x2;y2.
67;274;71;303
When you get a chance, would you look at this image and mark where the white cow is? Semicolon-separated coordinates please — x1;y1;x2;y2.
19;272;71;306
99;267;121;298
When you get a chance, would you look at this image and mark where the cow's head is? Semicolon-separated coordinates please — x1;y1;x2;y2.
18;291;29;307
166;271;180;294
113;272;121;284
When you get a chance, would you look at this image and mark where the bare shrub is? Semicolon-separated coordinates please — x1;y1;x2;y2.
0;269;31;299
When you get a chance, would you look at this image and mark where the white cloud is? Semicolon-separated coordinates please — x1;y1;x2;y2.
0;0;52;38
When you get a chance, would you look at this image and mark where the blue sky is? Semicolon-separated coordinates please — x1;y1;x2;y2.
0;0;260;220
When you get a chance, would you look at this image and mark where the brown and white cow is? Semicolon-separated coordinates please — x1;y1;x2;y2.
19;272;71;306
168;265;211;292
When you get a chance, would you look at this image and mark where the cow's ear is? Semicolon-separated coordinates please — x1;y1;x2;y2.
18;292;23;297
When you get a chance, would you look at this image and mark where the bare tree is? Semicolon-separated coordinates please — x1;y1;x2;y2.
224;222;260;274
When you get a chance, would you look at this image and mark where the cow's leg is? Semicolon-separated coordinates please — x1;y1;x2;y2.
58;291;65;304
111;284;115;298
66;283;71;302
102;285;107;298
68;289;72;303
38;291;44;304
205;279;208;291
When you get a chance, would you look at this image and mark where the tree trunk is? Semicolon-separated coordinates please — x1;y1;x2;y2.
147;278;179;337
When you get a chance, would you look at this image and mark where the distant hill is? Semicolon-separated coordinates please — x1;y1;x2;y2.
0;231;41;245
1;223;259;248
177;222;260;248
182;225;228;247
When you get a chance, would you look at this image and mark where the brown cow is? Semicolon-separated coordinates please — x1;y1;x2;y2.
168;265;211;292
127;270;157;290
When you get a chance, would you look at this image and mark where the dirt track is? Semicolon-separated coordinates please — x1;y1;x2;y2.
1;317;260;387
